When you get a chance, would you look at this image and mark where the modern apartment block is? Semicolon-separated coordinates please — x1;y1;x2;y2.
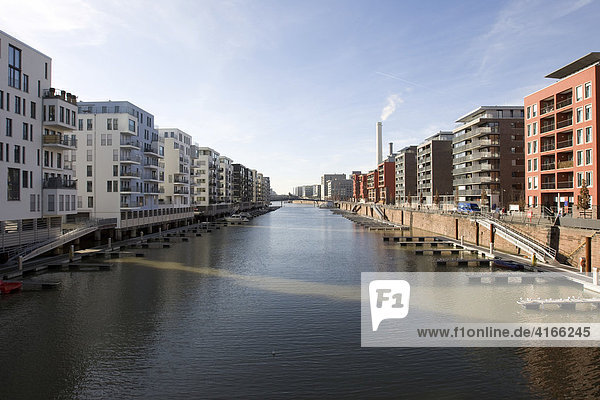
75;102;192;231
351;171;367;201
525;53;600;216
366;170;378;203
417;131;453;203
233;163;252;203
326;178;353;201
320;174;346;200
190;145;219;207
0;30;80;253
218;155;233;203
395;146;417;204
453;106;525;207
159;128;191;207
377;158;396;204
262;176;271;203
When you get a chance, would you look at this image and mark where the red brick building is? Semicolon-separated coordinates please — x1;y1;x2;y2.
352;172;367;201
524;53;600;216
367;170;379;203
377;161;395;204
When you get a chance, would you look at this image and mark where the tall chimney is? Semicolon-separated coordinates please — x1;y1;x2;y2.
376;122;383;166
389;142;393;156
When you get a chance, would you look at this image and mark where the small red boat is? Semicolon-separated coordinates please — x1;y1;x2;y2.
0;280;22;294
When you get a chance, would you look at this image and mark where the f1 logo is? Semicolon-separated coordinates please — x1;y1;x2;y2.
369;280;410;331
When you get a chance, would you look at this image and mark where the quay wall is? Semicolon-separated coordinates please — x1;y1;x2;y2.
339;202;598;268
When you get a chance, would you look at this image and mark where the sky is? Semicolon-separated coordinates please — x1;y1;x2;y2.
1;0;598;194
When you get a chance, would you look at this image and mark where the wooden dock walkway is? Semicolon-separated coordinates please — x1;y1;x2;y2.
517;297;600;310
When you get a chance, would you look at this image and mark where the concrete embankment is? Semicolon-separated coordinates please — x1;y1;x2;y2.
338;202;599;269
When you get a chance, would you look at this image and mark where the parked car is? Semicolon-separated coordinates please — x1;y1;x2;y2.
457;202;481;213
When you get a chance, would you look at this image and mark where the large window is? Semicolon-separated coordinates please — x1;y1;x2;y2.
585;82;592;99
8;45;21;89
128;119;135;132
5;118;12;137
576;85;583;102
7;168;20;201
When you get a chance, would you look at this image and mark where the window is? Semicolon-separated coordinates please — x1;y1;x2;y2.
48;194;55;212
30;102;36;119
101;134;106;146
30;194;35;212
532;140;537;154
87;134;92;146
7;168;20;200
44;151;49;167
0;90;3;109
577;107;583;123
128;119;135;132
107;181;112;192
14;96;20;114
577;172;584;187
533;176;538;190
532;104;537;117
87;165;92;177
113;181;118;192
113;118;118;130
533;122;537;135
22;123;28;140
87;150;92;161
577;128;583;145
527;177;532;190
87;181;92;192
113;149;118;161
533;158;538;171
107;119;112;130
585;104;592;121
78;119;83;130
586;149;592;165
59;106;64;123
23;74;28;92
586;126;593;143
87;119;92;130
527;106;531;119
5;118;12;136
586;171;593;187
527;159;532;172
59;195;64;211
87;196;93;208
44;63;48;79
107;134;112;145
576;85;583;101
585;82;592;99
113;165;118;176
71;111;76;127
527;125;531;137
8;45;21;89
577;150;584;166
22;170;28;188
48;105;55;121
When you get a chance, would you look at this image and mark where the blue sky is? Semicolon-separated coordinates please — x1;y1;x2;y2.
1;0;598;194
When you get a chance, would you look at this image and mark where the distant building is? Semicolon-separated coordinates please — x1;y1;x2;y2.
395;146;417;204
321;174;346;200
366;170;378;203
190;145;220;207
524;53;600;216
326;178;353;201
159;128;191;207
417;131;453;204
452;106;525;207
218;156;233;203
377;158;395;204
352;171;367;201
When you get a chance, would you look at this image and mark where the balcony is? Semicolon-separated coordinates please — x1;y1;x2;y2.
540;142;555;152
557;160;573;169
43;134;77;149
541;162;555;171
556;97;572;110
556;138;573;149
541;182;556;190
540;123;555;134
143;145;160;156
540;104;554;115
144;160;159;169
120;154;141;164
557;181;574;189
120;170;141;179
557;117;573;129
120;138;141;149
42;177;77;189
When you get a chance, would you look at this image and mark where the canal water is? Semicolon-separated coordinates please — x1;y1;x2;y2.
1;204;600;398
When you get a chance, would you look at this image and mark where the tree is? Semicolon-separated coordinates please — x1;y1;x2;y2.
578;179;590;215
480;188;488;208
433;190;441;209
407;192;412;206
518;194;526;211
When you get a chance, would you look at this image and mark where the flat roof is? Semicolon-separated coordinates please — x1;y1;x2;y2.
455;105;523;123
546;52;600;79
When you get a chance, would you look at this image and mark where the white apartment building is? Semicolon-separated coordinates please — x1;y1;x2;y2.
190;145;220;207
218;155;233;203
74;102;192;232
0;30;79;254
250;169;258;202
159;128;191;207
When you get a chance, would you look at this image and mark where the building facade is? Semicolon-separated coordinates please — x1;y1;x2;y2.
453;106;525;207
218;155;233;203
190;145;219;207
417;131;453;204
525;53;600;216
395;146;417;204
377;159;395;204
159;128;191;207
320;174;346;200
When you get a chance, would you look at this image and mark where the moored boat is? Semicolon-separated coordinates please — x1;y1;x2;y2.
0;280;23;294
492;259;525;271
224;214;250;223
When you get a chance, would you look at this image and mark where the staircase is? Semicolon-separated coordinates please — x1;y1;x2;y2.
6;218;117;264
476;217;557;263
373;205;388;221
